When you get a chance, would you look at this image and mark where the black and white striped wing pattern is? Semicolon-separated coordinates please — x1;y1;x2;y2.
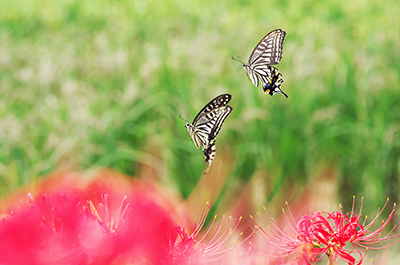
248;29;286;66
192;94;231;125
193;105;232;149
184;94;232;174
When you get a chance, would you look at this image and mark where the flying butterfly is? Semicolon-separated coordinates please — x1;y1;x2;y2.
180;94;232;174
232;29;288;98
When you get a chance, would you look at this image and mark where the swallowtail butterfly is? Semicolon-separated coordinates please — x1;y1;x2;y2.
233;29;288;98
182;94;232;174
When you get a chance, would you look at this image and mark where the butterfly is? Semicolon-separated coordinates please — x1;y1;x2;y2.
233;29;288;98
181;94;232;174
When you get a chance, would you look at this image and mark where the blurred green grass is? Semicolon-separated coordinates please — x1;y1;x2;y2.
0;0;399;214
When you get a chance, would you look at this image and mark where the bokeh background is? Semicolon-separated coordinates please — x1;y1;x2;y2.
1;0;400;260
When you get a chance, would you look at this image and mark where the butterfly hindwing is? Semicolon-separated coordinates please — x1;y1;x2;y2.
257;66;287;98
204;139;216;164
245;66;259;87
203;139;216;175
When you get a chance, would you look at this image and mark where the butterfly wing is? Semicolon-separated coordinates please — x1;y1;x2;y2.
190;130;203;149
248;29;286;66
257;66;287;98
192;94;231;125
244;65;259;87
203;139;216;174
193;105;232;149
209;106;232;139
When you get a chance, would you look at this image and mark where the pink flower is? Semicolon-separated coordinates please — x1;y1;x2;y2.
0;181;177;264
250;204;320;264
0;172;248;265
251;197;400;265
168;202;251;265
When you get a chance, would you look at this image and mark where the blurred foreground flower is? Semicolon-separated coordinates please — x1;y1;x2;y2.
0;171;248;265
0;189;177;264
251;197;400;265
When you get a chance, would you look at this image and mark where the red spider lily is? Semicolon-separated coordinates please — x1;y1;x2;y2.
0;189;177;265
251;197;400;265
250;205;321;264
168;202;252;264
0;172;249;265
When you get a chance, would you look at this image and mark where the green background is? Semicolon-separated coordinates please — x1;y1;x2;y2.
0;0;399;224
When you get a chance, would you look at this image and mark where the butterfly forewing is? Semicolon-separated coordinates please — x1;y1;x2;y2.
249;29;286;66
192;94;231;124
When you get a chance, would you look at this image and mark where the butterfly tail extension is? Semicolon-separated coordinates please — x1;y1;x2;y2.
278;89;288;98
264;83;288;98
203;140;216;174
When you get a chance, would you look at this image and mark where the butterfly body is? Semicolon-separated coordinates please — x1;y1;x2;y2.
184;94;232;174
236;29;287;98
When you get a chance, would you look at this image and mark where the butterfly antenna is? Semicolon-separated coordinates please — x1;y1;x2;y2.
231;56;246;75
231;56;245;65
179;114;189;123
